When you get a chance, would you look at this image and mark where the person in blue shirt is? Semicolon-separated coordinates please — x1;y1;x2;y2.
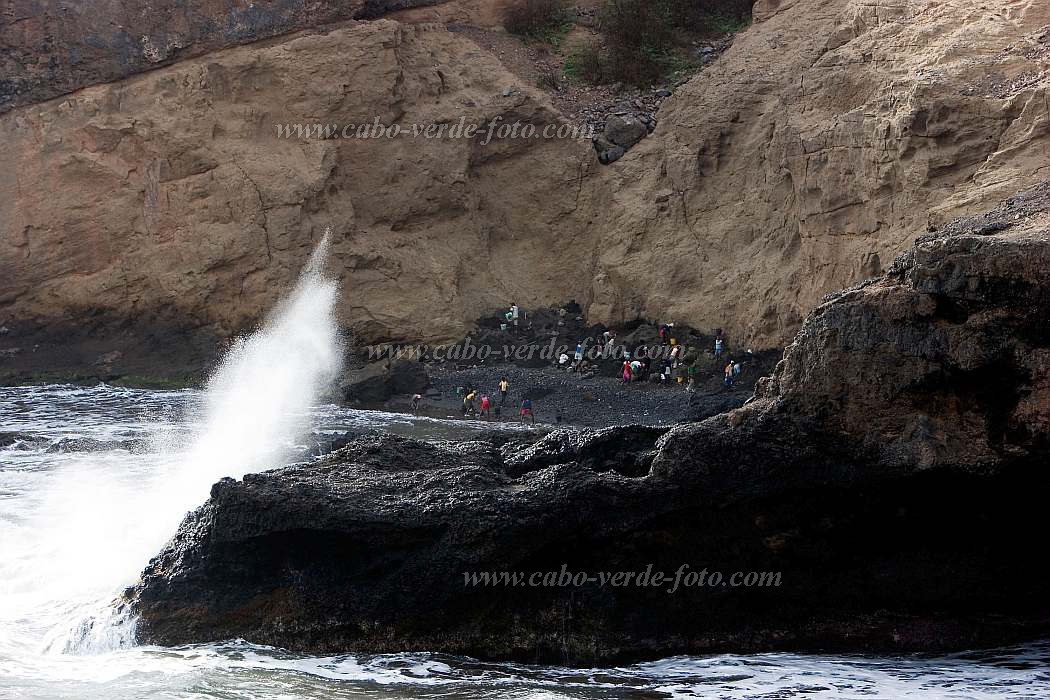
519;397;535;424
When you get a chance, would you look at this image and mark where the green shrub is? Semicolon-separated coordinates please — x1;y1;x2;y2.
598;0;674;86
536;63;564;91
564;39;606;84
504;0;568;38
661;0;752;32
596;0;752;86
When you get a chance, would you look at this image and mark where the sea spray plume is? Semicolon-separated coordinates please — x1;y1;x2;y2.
40;231;343;654
174;229;343;497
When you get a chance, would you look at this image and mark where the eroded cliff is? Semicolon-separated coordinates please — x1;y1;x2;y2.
0;19;596;378
588;0;1050;346
1;0;1049;379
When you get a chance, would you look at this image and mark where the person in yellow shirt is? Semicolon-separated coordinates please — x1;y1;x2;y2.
498;377;509;405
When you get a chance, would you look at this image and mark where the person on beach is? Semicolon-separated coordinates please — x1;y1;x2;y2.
733;361;742;379
520;397;535;424
498;377;509;405
574;342;584;370
724;362;735;389
715;337;723;357
622;360;632;383
479;394;491;418
463;389;477;415
510;303;520;327
559;351;571;367
630;360;643;380
412;394;422;411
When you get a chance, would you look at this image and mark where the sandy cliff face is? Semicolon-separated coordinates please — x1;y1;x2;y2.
0;20;595;377
587;0;1050;347
1;0;1049;378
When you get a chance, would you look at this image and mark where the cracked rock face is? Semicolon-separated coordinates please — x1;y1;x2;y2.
1;0;1049;379
0;0;443;113
126;189;1050;664
0;20;595;378
585;0;1050;347
749;182;1050;470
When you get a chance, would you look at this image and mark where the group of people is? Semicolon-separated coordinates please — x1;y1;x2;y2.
723;359;742;388
458;377;535;423
558;340;596;373
614;325;748;392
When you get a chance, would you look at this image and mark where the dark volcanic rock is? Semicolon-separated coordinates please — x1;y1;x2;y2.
751;181;1050;470
0;0;442;114
341;359;429;404
127;187;1050;664
604;113;648;149
45;436;149;453
503;425;666;478
0;431;48;449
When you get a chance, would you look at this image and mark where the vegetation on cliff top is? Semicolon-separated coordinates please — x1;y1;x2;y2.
503;0;572;41
508;0;752;86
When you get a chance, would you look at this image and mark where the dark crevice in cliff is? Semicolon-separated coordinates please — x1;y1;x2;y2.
908;357;1032;454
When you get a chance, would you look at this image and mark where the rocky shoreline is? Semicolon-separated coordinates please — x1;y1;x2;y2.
125;185;1050;664
357;363;761;428
340;299;780;428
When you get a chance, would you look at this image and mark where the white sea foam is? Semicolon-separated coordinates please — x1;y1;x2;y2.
0;233;342;658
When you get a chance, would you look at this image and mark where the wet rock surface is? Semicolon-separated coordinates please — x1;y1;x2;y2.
341;359;430;405
0;431;48;449
44;437;150;454
128;188;1050;664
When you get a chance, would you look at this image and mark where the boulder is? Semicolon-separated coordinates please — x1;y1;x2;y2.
603;114;648;149
0;432;48;449
592;136;626;165
341;359;429;404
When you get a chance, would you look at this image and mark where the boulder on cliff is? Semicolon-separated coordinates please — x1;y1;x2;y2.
126;186;1050;664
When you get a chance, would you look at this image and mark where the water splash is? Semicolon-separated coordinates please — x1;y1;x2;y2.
0;232;343;656
164;231;342;515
